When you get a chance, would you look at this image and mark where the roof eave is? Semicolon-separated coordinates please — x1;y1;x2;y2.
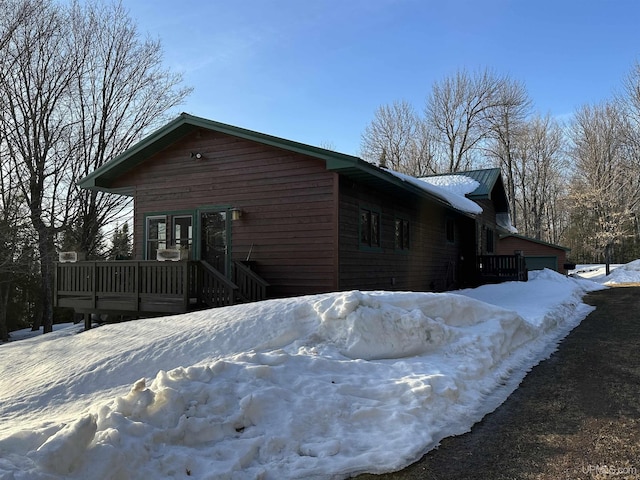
76;113;480;217
499;233;571;252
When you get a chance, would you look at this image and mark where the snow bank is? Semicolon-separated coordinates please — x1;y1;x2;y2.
0;271;602;479
599;259;640;284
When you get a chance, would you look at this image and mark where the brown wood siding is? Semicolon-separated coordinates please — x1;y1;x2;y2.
475;198;498;255
111;128;338;297
338;177;476;292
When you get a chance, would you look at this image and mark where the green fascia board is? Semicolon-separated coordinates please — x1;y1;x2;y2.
499;233;571;252
78;113;363;191
78;112;474;216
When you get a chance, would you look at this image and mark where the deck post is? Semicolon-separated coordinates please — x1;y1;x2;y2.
90;261;97;310
182;261;189;311
134;262;140;313
84;313;91;331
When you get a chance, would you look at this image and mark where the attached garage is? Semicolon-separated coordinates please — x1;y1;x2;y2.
497;234;571;274
524;256;558;271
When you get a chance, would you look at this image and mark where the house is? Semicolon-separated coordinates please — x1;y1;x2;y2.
497;233;571;274
54;114;524;322
422;168;516;256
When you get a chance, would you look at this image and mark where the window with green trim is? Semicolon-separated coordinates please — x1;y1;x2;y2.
360;208;380;248
146;216;167;260
145;213;194;259
395;218;410;250
173;215;193;251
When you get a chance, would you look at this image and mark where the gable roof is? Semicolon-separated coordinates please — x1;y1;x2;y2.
77;113;480;217
78;113;365;192
451;168;502;200
420;167;510;214
499;233;571;252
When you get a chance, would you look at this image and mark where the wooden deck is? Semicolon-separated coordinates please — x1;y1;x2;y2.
54;260;269;317
477;254;528;283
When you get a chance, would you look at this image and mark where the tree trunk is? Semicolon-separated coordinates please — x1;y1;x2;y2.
0;282;9;342
32;222;56;334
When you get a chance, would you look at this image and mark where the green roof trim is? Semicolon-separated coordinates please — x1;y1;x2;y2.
454;168;501;199
78;113;366;192
77;113;476;216
499;233;571;252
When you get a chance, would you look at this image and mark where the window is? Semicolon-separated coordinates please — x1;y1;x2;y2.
395;218;410;250
360;208;380;248
446;218;455;243
146;214;194;260
486;227;495;253
146;216;167;260
173;216;193;252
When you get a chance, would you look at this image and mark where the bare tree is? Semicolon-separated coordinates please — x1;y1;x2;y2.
567;102;638;272
64;0;191;258
512;115;567;241
360;100;437;176
0;0;79;333
484;78;533;227
425;68;507;172
0;0;191;334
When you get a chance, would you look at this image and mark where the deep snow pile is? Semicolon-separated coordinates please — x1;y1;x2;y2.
594;259;640;285
0;270;603;479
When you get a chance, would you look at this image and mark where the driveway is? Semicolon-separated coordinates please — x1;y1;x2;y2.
356;286;640;480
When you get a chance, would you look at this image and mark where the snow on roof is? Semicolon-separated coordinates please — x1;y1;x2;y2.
496;212;518;234
419;174;480;197
383;168;483;215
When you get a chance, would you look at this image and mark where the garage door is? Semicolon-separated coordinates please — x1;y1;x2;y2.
525;256;558;271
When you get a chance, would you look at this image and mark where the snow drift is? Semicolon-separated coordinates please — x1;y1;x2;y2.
0;270;604;479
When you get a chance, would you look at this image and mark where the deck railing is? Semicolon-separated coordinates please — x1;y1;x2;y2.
233;261;270;302
55;261;192;314
194;261;239;308
477;254;528;283
54;260;265;315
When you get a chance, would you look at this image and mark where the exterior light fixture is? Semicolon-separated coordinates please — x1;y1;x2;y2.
231;208;243;221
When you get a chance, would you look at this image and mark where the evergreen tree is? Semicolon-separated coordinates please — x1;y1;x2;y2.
109;223;132;260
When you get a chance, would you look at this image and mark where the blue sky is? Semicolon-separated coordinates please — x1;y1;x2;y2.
125;0;640;156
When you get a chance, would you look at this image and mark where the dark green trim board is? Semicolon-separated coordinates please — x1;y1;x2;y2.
78;113;364;193
77;113;476;218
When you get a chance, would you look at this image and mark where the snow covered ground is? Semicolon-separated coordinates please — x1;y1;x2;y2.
570;261;640;284
0;266;630;479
